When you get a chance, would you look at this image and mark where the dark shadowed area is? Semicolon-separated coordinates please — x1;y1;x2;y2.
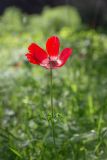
0;0;107;27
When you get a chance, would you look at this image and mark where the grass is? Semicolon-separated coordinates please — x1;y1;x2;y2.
0;6;107;160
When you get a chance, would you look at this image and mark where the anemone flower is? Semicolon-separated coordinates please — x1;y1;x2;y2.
26;36;73;69
25;36;73;153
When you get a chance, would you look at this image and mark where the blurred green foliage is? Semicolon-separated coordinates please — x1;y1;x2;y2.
0;6;107;160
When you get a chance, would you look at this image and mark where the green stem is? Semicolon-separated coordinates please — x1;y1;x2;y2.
50;67;56;147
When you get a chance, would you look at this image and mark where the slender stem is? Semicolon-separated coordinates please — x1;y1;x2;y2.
50;66;56;147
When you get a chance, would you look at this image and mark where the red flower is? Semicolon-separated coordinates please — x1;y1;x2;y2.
25;36;73;69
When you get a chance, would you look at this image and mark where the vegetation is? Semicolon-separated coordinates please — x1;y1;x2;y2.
0;6;107;160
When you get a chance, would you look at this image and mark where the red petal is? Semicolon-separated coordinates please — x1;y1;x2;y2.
28;43;48;63
58;48;73;67
26;53;40;64
46;36;60;58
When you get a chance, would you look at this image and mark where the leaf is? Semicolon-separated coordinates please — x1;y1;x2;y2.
9;147;22;158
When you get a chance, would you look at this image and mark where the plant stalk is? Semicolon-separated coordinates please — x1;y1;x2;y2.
50;66;56;147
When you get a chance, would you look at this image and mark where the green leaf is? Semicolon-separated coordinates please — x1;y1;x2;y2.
9;147;22;158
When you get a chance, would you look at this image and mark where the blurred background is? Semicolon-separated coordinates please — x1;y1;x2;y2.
1;0;107;28
0;0;107;160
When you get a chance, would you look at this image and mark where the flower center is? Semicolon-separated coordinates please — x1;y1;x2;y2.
49;60;57;66
40;56;61;69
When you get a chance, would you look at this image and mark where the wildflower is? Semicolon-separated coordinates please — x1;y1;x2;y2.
26;36;73;69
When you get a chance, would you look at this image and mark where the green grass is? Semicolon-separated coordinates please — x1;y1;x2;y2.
0;6;107;160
